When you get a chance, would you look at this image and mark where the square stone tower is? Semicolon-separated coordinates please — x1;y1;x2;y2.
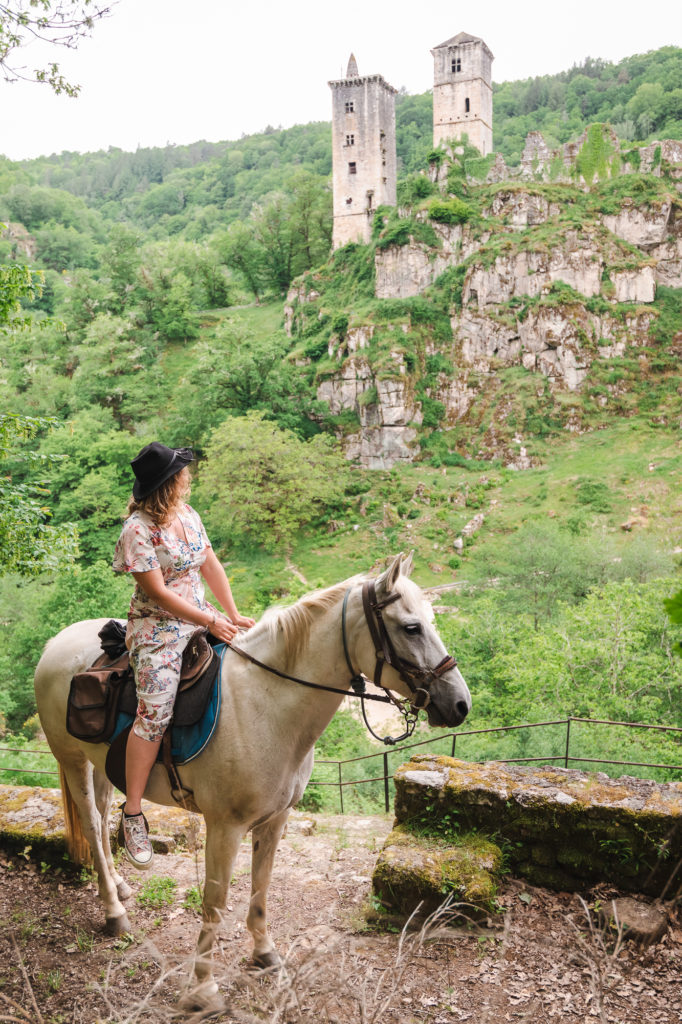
432;32;494;155
329;54;397;249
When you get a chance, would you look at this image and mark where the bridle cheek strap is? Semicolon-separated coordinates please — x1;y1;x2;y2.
361;580;458;706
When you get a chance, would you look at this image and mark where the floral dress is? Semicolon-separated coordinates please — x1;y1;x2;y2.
112;504;213;741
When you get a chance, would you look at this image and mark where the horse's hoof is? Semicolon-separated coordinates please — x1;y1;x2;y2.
117;880;133;901
178;980;225;1015
105;913;131;936
251;948;281;972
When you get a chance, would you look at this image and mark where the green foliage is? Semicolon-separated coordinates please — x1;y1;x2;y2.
0;561;131;729
0;414;78;578
428;197;474;224
197;412;350;550
396;173;437;207
0;1;110;96
575;477;612;513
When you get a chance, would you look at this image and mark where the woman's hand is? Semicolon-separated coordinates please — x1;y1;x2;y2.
208;614;239;644
233;613;255;629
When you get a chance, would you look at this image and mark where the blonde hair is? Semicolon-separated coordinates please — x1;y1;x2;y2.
126;468;189;526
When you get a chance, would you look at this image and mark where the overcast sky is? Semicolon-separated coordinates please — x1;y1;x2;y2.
1;0;679;161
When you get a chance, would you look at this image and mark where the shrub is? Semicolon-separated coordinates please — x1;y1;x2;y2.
428;198;474;225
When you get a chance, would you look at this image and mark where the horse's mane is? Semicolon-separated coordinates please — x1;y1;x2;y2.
242;576;362;666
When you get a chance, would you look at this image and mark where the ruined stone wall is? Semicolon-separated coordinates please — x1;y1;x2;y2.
372;757;679;917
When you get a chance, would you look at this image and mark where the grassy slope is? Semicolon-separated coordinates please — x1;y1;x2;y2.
162;301;681;611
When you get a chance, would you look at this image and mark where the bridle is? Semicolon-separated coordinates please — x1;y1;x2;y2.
229;578;459;746
341;580;458;743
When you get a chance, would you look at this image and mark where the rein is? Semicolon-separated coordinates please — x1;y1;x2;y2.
228;580;458;747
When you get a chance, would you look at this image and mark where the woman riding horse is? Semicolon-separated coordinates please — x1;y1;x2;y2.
113;442;254;867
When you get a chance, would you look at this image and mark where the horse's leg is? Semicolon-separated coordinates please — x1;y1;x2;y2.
246;808;290;969
62;758;131;935
93;769;132;902
182;817;244;1012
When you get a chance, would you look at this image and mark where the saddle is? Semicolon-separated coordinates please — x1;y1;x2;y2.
66;620;221;807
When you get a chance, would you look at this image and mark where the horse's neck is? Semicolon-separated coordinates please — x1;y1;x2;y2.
236;601;351;756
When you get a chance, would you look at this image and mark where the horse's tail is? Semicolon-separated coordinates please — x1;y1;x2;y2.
59;767;92;866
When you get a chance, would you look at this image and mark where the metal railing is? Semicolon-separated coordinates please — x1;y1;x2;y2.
310;717;682;813
1;717;681;812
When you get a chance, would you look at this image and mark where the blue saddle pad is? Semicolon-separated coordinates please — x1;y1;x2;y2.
108;643;227;766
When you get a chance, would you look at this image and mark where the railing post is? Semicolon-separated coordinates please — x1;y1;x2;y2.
451;733;457;759
383;752;390;813
338;761;344;815
565;718;571;768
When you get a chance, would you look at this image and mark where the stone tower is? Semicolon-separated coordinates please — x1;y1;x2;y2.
329;54;397;249
431;32;494;155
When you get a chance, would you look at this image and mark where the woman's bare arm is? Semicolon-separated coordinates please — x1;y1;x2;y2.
131;567;239;643
200;549;255;629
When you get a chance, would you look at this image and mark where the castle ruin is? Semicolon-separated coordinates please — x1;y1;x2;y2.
329;55;397;249
330;34;493;247
432;32;494;156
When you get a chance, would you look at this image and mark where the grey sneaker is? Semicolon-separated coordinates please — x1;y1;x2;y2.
119;809;153;869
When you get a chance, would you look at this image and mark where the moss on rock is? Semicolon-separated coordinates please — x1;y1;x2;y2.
393;756;682;896
372;824;501;919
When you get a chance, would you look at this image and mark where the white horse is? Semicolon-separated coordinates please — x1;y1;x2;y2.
34;553;471;1010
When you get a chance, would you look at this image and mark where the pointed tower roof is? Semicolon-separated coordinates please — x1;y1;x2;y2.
346;53;359;77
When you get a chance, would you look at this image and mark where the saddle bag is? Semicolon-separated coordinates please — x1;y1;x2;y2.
66;623;215;743
66;651;132;742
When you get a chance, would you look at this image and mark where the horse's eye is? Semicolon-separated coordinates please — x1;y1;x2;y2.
404;623;422;636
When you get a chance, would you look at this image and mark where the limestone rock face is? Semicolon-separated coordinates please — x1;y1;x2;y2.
394;755;682;895
284;282;321;337
612;266;656;303
452;302;656;392
650;237;682;287
375;222;482;299
463;243;603;307
486;190;559;227
602;202;673;247
317;354;421;469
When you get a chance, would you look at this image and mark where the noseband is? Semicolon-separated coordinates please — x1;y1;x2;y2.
342;580;458;743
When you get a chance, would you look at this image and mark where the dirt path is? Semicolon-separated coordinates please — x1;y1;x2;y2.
1;813;680;1023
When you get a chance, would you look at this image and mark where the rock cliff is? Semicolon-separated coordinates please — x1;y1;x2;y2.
285;128;682;467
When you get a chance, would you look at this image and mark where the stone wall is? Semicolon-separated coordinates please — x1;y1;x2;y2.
389;755;682;896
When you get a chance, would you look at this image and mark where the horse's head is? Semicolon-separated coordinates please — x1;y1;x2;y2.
357;553;471;728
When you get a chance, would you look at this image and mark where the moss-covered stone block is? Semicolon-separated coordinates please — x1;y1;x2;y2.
372;824;501;919
393;756;682;896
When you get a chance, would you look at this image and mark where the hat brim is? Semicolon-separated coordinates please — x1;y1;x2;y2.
132;450;194;500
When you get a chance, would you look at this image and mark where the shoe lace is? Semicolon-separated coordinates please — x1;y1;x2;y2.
125;814;149;849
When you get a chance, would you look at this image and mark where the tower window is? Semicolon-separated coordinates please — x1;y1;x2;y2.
345;134;355;146
451;57;461;73
345;101;354;113
465;97;470;113
348;162;357;174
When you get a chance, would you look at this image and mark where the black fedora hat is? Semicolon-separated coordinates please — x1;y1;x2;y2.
131;442;195;500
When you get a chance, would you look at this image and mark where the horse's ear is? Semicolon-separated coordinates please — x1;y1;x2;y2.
376;553;404;595
402;550;415;577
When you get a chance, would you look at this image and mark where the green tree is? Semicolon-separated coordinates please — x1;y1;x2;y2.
216;221;266;302
197;411;349;550
0;0;114;95
174;317;324;441
0;413;78;576
0;560;130;728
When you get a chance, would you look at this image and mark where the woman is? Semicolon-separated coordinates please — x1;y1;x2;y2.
113;442;254;868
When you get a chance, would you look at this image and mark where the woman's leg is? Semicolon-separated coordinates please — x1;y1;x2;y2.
124;730;162;816
121;642;183;866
